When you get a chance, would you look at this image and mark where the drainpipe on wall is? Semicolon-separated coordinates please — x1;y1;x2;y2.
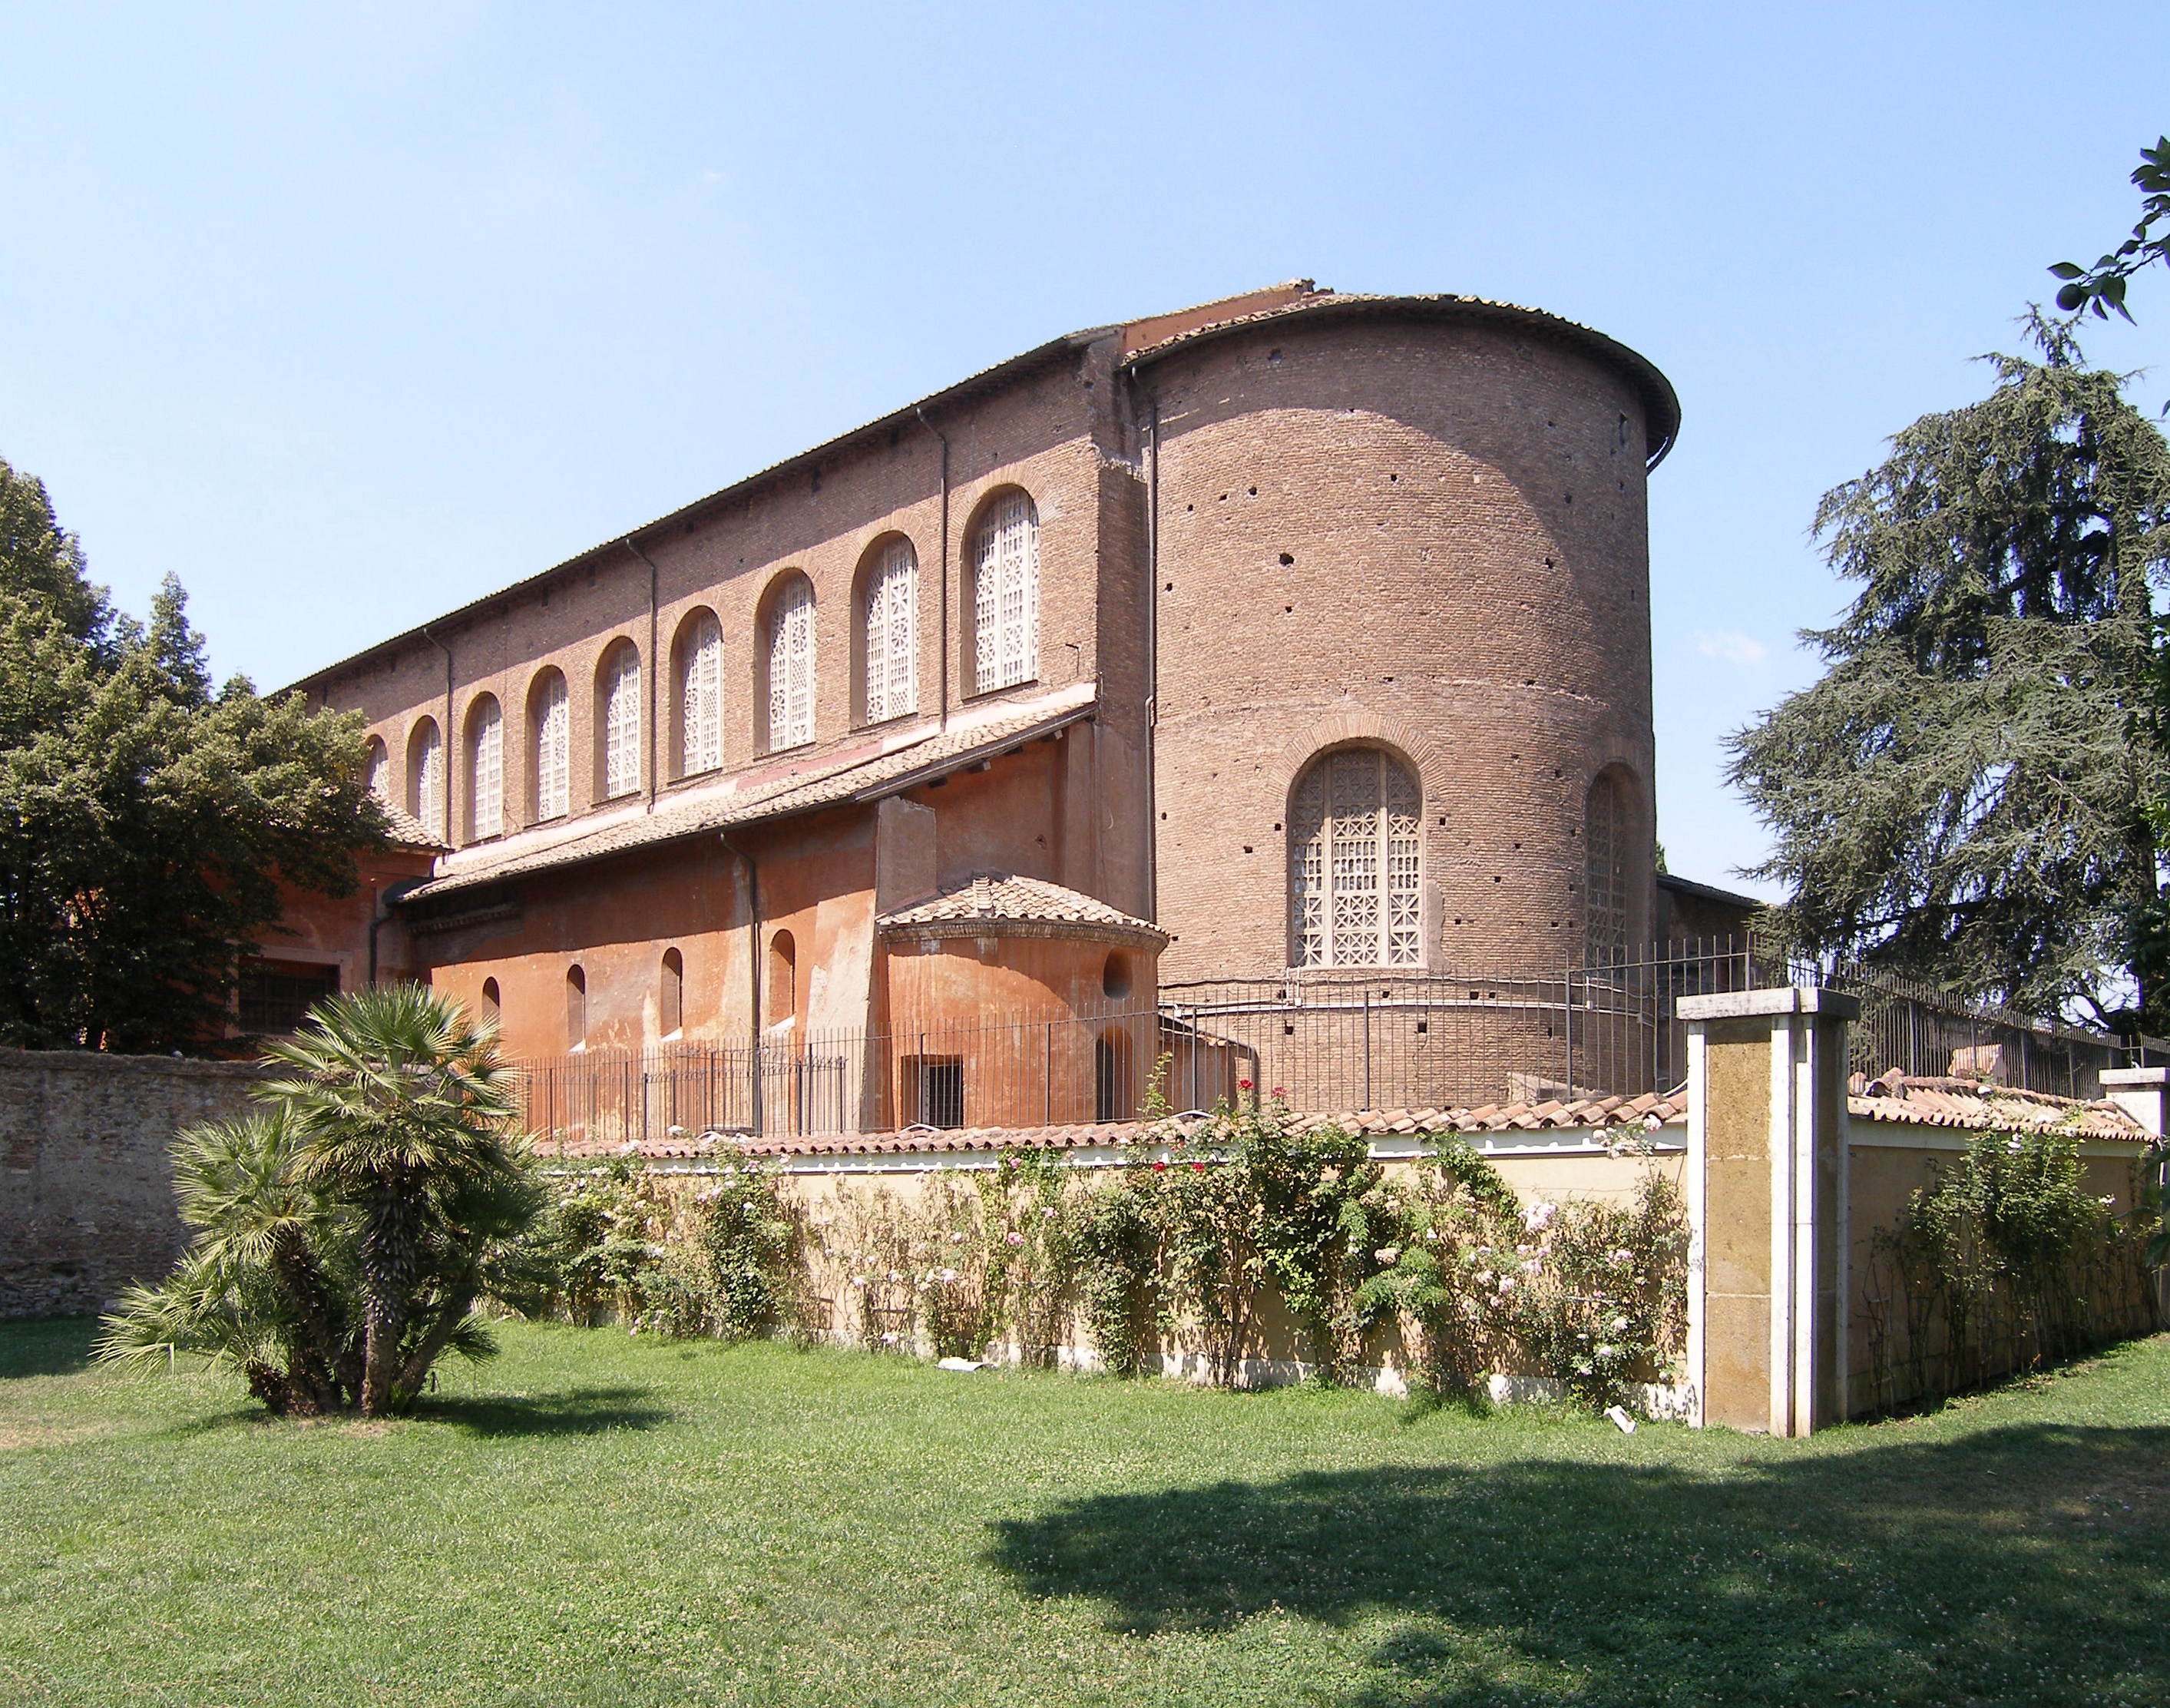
914;404;950;732
422;624;453;838
721;832;762;1132
624;536;661;809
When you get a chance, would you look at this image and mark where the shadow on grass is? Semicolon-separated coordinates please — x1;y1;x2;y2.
413;1385;673;1438
0;1316;98;1379
987;1423;2170;1706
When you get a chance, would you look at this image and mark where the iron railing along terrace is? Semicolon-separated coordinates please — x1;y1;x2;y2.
508;938;2168;1149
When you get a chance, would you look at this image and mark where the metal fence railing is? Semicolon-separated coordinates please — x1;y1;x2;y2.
507;938;2168;1150
512;939;1761;1150
1814;961;2169;1102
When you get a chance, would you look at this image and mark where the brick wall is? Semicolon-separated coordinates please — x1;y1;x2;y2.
1141;312;1658;981
0;1050;261;1320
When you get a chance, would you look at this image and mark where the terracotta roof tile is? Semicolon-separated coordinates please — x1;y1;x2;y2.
402;687;1095;903
541;1084;1696;1163
375;803;446;849
1845;1079;2145;1139
877;872;1166;942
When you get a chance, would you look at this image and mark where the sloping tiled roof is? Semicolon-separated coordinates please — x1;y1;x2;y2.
1845;1075;2147;1140
399;687;1096;904
375;803;447;850
878;872;1166;944
543;1087;1690;1163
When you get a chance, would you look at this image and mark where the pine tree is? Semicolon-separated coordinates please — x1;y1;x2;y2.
1727;319;2170;1028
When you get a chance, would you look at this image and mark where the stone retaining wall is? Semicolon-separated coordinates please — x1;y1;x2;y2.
0;1049;261;1320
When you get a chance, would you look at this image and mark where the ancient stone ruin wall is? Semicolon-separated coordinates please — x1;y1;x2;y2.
0;1050;260;1320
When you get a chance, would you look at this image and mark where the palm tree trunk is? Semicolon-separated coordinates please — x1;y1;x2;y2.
359;1177;418;1417
395;1269;479;1401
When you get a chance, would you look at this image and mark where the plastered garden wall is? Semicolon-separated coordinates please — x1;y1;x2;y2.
617;1134;1685;1392
0;1049;261;1320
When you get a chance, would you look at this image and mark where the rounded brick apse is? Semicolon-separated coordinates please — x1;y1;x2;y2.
1136;301;1673;983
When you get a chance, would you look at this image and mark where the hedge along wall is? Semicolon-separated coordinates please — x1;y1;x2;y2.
545;1129;1693;1407
1846;1124;2158;1415
0;1049;263;1320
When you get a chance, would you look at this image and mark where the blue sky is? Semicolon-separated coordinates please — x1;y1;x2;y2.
3;3;2165;896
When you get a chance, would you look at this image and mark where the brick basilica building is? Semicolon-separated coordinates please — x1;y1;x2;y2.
279;282;1711;1130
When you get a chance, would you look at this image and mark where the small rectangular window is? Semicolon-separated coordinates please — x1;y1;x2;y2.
905;1056;964;1129
238;960;339;1034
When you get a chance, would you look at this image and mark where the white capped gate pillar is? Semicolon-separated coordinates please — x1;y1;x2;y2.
1678;987;1857;1436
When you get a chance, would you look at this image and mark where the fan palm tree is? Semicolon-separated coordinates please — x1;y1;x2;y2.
260;984;526;1415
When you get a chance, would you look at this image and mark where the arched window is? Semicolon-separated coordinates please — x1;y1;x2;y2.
1585;772;1628;965
363;737;389;805
860;537;918;723
407;719;443;839
466;696;503;842
480;977;501;1024
766;576;815;751
1288;747;1423;968
531;670;569;822
598;642;642;800
766;928;796;1024
971;492;1038;693
676;611;723;778
566;965;587;1051
660;947;683;1037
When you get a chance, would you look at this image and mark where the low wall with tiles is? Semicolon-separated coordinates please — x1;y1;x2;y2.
0;1049;263;1320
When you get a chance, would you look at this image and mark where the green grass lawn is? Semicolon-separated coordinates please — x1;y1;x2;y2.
2;1322;2165;1708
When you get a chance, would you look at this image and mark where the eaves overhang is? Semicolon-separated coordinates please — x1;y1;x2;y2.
1119;292;1682;472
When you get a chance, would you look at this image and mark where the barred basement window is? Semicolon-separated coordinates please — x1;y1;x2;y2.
600;643;642;799
408;719;443;840
467;696;502;841
972;491;1038;693
1584;771;1628;965
239;960;339;1034
862;538;918;723
677;611;723;777
1288;747;1422;968
906;1056;964;1129
767;574;815;750
531;671;569;821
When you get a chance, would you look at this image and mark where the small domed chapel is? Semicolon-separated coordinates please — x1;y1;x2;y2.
283;282;1738;1133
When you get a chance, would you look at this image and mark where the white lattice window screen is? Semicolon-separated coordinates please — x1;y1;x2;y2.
471;700;502;841
1585;774;1626;965
973;492;1038;693
863;540;918;723
411;723;443;840
769;578;815;750
534;676;568;819
601;647;642;800
1288;748;1423;968
680;614;722;776
364;743;388;805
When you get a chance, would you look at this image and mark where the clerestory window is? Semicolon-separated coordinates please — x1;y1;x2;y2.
862;538;918;724
1288;747;1423;968
767;575;815;750
1584;772;1628;965
972;491;1038;693
678;611;723;777
532;671;569;821
600;643;641;800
